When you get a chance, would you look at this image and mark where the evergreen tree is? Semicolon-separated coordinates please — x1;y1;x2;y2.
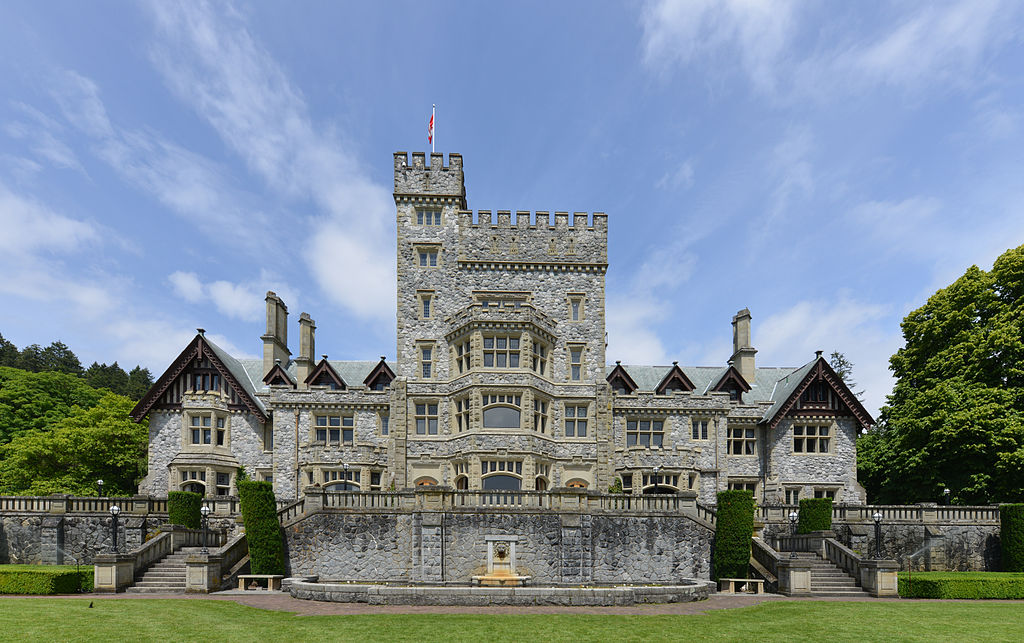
829;351;865;401
126;366;154;401
84;361;131;396
0;333;17;367
16;344;45;372
859;245;1024;505
41;341;83;376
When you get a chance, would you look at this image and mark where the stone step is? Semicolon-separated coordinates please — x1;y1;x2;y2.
125;587;185;594
133;581;186;588
811;590;869;597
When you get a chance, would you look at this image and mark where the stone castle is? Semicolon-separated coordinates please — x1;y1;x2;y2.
131;151;874;506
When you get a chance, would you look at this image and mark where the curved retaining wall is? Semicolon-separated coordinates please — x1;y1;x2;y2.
290;580;716;606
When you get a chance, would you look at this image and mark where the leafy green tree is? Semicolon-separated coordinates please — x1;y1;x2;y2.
16;344;45;372
0;393;148;496
0;367;104;445
859;245;1024;505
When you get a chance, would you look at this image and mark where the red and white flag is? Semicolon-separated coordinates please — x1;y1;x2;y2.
428;105;435;150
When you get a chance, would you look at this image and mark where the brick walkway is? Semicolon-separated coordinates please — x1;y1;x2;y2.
10;590;911;615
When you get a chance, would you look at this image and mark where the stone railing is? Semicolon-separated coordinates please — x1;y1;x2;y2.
0;493;247;517
750;537;780;589
1;496;53;512
697;503;717;526
824;537;861;578
758;504;1000;525
278;498;306;524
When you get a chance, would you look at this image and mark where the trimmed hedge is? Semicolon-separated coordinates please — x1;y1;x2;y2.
712;490;755;581
0;565;93;594
167;491;203;529
898;572;1024;599
1001;504;1024;572
798;497;832;534
237;480;285;575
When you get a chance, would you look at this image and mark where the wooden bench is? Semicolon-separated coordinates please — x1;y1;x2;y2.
237;574;284;591
718;578;766;594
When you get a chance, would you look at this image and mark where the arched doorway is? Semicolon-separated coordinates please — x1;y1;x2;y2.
534;477;548;491
181;481;205;495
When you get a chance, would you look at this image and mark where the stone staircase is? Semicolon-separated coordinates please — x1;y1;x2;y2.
790;552;869;597
125;547;205;594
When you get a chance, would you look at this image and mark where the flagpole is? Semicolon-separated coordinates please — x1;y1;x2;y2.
432;104;436;153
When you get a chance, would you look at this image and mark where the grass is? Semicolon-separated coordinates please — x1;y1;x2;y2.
1;599;1023;642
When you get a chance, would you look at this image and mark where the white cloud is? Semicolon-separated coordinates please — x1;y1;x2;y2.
641;0;798;94
0;181;99;255
640;0;1021;100
756;295;902;419
605;293;670;366
145;1;395;321
167;271;263;322
4;104;86;175
656;158;695;191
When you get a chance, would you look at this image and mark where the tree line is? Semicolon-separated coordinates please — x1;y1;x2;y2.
0;334;153;400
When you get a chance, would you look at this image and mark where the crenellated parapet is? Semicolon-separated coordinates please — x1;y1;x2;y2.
394;151;466;207
456;209;607;266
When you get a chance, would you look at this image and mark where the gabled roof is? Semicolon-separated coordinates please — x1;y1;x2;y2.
656;362;695;394
606;361;639;394
760;356;875;430
130;333;267;422
363;357;396;389
305;358;346;389
710;364;751;394
262;361;296;388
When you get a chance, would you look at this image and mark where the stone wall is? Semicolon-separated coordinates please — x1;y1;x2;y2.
283;508;713;584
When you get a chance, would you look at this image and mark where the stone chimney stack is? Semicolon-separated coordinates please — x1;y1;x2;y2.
731;308;757;384
261;291;290;376
295;313;316;388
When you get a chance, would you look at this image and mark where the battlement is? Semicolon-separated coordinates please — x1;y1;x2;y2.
394;151;466;206
455;210;607;264
457;210;607;232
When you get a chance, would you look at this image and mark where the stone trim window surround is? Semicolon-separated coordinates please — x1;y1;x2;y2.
728;479;758;495
567;343;585;381
563;403;589;438
184;410;228;449
567;292;586;322
416;208;442;226
454;396;471;432
415;243;441;268
793;423;832;454
482;393;522;430
417;341;435;380
414;401;440;435
785;487;801;504
482;334;522;369
691;418;710;441
418;290;435;320
531;339;549;376
454;339;471;374
378;412;389;436
323;468;361;490
728;426;757;456
626;418;664;448
532;397;549;433
314;414;354;445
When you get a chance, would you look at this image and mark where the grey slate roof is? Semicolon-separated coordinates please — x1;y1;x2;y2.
758;359;817;424
605;363;807;406
238;358;381;393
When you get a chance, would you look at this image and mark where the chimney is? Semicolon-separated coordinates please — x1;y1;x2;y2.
731;308;757;384
261;291;290;376
295;313;316;388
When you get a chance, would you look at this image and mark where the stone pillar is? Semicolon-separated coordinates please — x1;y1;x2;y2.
860;559;899;596
559;514;592;583
391;379;408;488
303;487;325;513
40;516;64;565
185;553;224;593
93;554;136;593
124;517;148;551
777;558;813;596
416;512;444;583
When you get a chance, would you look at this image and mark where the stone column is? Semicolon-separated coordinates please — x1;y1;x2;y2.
185;552;224;593
93;554;136;593
777;558;813;596
859;559;899;596
40;516;64;565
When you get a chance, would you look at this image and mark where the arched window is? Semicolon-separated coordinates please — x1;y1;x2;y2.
325;481;360;491
566;479;588;489
482;394;521;429
534;477;548;491
455;475;469;490
415;477;438;486
482;474;521;490
182;481;205;494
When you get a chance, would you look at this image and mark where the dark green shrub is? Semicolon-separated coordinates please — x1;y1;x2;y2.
712;490;755;581
0;565;91;594
167;491;202;529
1000;504;1024;572
798;497;832;534
898;572;1024;598
237;480;285;575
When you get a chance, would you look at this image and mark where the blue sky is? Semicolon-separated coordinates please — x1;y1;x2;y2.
2;1;1023;417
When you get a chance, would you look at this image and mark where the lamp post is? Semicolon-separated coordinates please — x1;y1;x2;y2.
943;488;951;506
788;511;798;559
96;479;104;497
343;462;350;490
109;505;120;553
653;465;662;494
873;512;883;559
200;505;211;554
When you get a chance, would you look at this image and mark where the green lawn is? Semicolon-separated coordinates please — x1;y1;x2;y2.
1;599;1023;642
